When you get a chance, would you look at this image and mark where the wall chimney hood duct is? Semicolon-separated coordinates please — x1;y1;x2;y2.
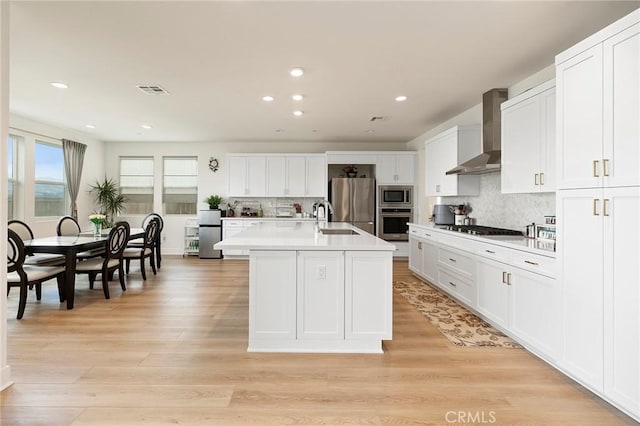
446;88;508;175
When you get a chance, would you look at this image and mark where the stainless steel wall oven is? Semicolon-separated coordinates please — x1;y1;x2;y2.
378;208;412;241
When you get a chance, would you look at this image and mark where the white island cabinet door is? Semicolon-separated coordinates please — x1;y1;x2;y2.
296;251;345;340
345;251;393;340
249;251;297;341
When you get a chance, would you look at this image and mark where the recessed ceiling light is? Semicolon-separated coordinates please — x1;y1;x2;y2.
395;95;408;102
50;82;68;89
85;124;96;129
293;110;304;117
290;67;304;77
292;94;304;101
141;124;153;129
262;95;275;102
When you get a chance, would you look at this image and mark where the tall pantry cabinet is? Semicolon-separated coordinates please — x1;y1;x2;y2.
556;9;640;420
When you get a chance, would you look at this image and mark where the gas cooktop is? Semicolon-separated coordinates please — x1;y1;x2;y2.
443;225;523;236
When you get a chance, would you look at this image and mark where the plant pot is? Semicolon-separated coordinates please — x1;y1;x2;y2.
347;172;357;178
209;205;219;210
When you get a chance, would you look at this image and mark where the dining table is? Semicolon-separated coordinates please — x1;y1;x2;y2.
23;227;145;310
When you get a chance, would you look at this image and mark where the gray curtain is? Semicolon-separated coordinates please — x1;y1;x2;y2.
62;139;87;220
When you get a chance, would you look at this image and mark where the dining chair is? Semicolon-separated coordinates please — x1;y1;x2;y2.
128;213;163;269
7;229;66;319
8;220;65;266
75;221;130;299
56;215;105;259
123;217;159;280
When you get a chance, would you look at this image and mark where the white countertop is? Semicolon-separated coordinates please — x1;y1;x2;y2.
215;221;396;251
409;222;556;257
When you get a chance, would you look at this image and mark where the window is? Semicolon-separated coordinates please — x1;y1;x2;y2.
7;136;15;220
163;157;197;214
34;140;66;217
120;157;154;214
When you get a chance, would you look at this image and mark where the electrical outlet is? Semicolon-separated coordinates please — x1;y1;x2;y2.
317;265;326;280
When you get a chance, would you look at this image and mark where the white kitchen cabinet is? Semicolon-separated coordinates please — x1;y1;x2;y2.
556;10;640;420
558;186;640;401
556;21;640;190
510;264;559;361
376;152;416;185
424;125;480;196
227;155;266;197
266;155;306;197
501;79;556;194
326;152;378;165
222;220;247;256
409;235;422;273
476;257;510;329
296;251;345;340
305;155;327;197
249;250;297;341
408;227;438;286
345;251;393;340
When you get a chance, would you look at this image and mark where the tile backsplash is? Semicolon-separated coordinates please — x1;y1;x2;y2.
442;173;555;232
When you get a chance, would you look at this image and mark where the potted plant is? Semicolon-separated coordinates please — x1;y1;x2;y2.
90;177;126;228
343;165;358;178
205;195;224;210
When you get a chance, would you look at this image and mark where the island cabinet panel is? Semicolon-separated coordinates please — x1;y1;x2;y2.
249;251;297;341
345;251;393;340
296;251;345;340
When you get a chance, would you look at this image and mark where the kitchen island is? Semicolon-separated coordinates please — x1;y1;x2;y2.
214;221;396;353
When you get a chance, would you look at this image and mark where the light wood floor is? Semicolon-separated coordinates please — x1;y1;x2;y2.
2;257;636;425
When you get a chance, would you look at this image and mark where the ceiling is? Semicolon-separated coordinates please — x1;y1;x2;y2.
8;1;639;144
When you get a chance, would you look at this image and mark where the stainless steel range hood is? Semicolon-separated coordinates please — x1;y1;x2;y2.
446;88;508;175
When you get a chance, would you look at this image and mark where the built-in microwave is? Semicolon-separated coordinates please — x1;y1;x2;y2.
379;185;413;208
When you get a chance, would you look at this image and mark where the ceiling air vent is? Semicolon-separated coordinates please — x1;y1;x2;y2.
136;84;170;95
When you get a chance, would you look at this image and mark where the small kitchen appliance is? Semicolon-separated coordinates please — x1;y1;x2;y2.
433;204;455;225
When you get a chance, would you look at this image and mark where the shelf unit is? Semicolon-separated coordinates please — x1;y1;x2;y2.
184;219;199;257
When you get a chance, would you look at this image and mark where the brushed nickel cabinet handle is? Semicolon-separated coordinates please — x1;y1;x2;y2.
593;160;600;177
485;250;495;254
436;184;440;193
506;273;512;285
603;159;609;177
449;281;457;287
502;271;507;283
425;233;431;237
524;260;539;266
540;172;545;185
449;258;457;262
603;199;610;217
418;242;422;250
593;198;600;216
535;173;540;185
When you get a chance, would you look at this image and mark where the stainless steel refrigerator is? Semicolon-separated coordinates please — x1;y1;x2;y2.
329;178;375;234
198;209;223;259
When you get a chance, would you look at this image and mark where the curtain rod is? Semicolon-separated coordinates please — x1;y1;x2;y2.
9;126;63;142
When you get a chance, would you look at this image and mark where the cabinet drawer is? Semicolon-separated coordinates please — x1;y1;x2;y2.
510;250;555;278
437;233;476;253
409;227;437;242
224;220;245;227
438;267;475;306
438;246;475;280
476;241;510;263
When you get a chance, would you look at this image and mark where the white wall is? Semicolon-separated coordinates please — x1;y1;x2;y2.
104;140;403;254
407;65;556;227
9;114;106;237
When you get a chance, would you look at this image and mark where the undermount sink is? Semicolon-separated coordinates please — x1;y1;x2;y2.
319;228;359;235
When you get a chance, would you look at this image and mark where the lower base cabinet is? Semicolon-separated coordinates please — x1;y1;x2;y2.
476;257;511;329
249;249;392;352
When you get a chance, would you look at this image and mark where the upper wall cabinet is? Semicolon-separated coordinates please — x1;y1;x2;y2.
228;155;266;197
424;125;481;197
376;153;417;185
229;154;326;198
501;79;556;194
266;154;327;198
556;17;640;190
326;152;378;165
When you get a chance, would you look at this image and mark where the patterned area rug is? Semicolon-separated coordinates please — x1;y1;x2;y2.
394;280;522;348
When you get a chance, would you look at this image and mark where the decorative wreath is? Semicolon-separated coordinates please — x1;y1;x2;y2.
209;157;219;172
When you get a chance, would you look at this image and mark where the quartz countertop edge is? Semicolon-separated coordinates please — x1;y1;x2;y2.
222;217;316;221
215;221;396;251
409;222;555;257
